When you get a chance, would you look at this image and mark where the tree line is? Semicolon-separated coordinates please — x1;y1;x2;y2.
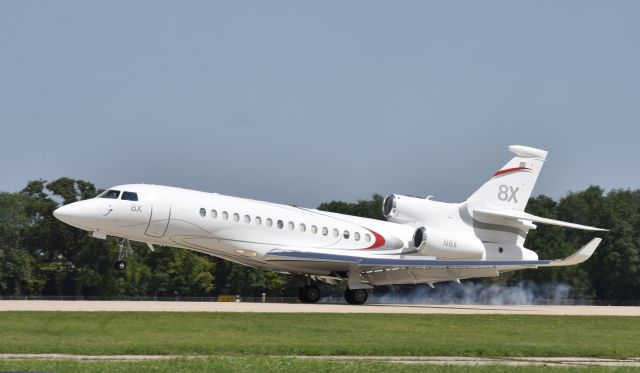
0;177;638;301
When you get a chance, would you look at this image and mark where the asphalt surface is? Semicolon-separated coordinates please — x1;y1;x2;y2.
2;300;640;315
2;354;640;367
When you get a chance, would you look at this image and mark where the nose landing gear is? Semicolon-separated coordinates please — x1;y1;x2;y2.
114;238;133;271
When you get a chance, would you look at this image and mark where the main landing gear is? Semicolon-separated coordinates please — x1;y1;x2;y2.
298;284;321;303
295;275;371;305
344;288;368;305
298;285;369;305
114;238;132;271
297;276;321;303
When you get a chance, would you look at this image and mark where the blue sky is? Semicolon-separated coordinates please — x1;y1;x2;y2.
1;1;638;207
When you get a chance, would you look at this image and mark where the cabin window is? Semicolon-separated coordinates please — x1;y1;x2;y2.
199;208;206;217
354;232;361;241
332;228;339;237
121;191;138;201
255;216;262;225
277;220;284;229
233;213;240;222
300;223;306;232
322;227;328;236
364;233;371;243
222;211;229;220
244;215;251;223
266;218;273;227
288;221;294;230
311;225;318;234
343;230;350;239
98;190;120;199
211;209;218;218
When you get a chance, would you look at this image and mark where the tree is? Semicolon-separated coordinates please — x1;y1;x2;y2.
1;178;638;301
318;194;385;220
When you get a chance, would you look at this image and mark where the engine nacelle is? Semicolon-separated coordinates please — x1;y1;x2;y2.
383;194;437;223
412;226;485;260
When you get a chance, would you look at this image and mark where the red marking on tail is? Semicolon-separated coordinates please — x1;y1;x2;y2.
494;167;531;177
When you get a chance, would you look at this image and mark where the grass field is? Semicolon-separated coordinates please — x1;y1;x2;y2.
1;312;639;358
2;357;640;373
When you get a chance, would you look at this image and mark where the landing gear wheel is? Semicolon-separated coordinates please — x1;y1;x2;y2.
114;260;126;271
298;284;321;303
304;284;321;303
345;288;368;305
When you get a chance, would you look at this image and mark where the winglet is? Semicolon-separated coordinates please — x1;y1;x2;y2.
544;238;602;267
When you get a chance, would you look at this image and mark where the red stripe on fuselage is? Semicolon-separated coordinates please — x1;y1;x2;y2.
365;228;386;249
493;167;531;177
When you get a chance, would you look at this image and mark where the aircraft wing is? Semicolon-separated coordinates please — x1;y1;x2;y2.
473;209;607;231
265;238;601;269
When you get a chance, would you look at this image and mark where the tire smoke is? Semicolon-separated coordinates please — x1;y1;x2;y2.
368;281;574;305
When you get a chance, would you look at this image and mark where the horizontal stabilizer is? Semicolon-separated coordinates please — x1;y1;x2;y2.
474;209;607;232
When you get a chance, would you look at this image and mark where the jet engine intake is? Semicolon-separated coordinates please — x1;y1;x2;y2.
412;227;427;249
382;194;397;217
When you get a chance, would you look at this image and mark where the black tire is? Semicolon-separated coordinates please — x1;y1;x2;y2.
344;289;354;304
345;288;368;305
114;260;126;271
298;286;308;303
304;284;321;303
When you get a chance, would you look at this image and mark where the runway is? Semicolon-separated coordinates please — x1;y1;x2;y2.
2;300;639;316
2;354;640;367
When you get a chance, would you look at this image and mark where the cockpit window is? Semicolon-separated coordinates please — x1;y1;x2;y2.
121;191;138;201
98;190;121;199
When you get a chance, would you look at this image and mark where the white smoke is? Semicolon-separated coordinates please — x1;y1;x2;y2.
366;281;574;305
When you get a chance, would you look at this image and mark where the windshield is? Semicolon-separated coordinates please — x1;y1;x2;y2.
97;189;121;199
121;191;138;201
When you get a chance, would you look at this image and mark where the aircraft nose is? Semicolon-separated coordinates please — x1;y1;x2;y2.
53;201;97;230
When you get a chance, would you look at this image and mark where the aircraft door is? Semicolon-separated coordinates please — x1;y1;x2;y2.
145;196;171;238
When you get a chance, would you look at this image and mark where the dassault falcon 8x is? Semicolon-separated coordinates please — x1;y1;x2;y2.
54;145;605;305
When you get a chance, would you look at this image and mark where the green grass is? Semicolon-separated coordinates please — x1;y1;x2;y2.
1;357;640;373
0;312;639;357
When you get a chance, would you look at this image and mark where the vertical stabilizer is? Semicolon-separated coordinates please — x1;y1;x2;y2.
466;145;547;212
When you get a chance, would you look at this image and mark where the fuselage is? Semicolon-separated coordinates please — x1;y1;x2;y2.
53;184;484;275
50;146;604;305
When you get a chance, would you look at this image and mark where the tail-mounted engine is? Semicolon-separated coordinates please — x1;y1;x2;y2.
411;226;485;260
382;194;436;223
384;194;485;259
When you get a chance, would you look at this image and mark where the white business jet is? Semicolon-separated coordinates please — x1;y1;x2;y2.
53;145;605;304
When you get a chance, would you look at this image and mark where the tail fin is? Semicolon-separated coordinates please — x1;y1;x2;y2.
466;145;548;212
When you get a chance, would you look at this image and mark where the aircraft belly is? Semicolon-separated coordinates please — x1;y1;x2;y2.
166;235;305;273
361;267;499;286
265;261;349;276
171;238;280;271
